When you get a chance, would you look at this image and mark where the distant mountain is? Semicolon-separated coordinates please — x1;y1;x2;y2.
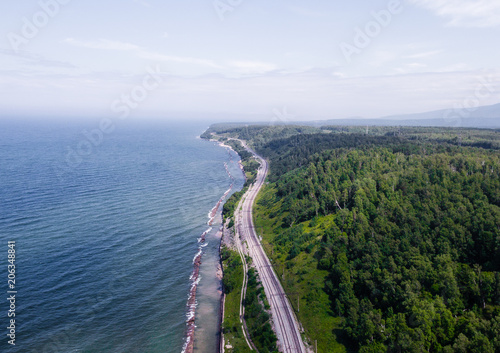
208;103;500;130
316;103;500;129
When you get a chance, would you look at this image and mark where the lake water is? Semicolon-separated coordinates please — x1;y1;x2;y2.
0;119;244;353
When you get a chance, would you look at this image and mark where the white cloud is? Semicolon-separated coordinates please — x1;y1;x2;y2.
404;50;443;59
2;65;499;120
63;38;141;51
138;51;223;69
62;38;278;74
288;6;331;18
228;60;277;74
409;0;500;27
63;38;223;69
393;62;428;74
0;49;75;68
436;63;468;72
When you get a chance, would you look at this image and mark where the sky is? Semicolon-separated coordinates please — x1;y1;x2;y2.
1;0;500;122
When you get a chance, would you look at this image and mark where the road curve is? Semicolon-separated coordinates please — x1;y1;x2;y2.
236;142;306;353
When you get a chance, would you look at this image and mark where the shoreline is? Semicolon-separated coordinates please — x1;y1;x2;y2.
209;134;248;353
182;134;244;353
212;138;241;353
217;223;227;353
211;135;256;353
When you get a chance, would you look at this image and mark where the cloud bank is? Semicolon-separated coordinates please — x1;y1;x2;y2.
409;0;500;27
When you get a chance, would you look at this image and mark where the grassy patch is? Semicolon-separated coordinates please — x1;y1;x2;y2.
221;246;253;353
223;188;246;223
254;185;348;353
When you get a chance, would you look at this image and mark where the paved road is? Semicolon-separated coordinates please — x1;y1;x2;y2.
237;143;307;353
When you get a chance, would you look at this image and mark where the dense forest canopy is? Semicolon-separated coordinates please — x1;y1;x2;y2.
208;125;500;353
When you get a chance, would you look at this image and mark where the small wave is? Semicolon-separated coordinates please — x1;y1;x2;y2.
180;336;191;353
190;276;201;290
186;307;196;322
197;227;212;243
192;249;203;263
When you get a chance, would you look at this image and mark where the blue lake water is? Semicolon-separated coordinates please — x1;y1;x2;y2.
0;119;245;353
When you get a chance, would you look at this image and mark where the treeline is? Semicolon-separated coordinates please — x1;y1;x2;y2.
274;146;500;351
220;125;500;352
258;133;409;182
257;132;500;183
321;126;500;150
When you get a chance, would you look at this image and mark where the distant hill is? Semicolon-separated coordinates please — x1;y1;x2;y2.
315;103;500;129
208;103;500;130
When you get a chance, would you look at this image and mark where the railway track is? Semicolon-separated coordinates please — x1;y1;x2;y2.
237;143;306;353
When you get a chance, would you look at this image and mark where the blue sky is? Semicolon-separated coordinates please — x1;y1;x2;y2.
1;0;499;121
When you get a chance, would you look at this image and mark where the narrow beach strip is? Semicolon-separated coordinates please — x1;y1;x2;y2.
181;143;237;353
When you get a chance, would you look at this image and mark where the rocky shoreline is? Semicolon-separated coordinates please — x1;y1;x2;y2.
183;136;243;353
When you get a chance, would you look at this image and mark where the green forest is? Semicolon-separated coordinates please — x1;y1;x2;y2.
206;125;500;352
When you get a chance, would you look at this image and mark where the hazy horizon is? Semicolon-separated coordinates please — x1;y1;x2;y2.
1;1;500;122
